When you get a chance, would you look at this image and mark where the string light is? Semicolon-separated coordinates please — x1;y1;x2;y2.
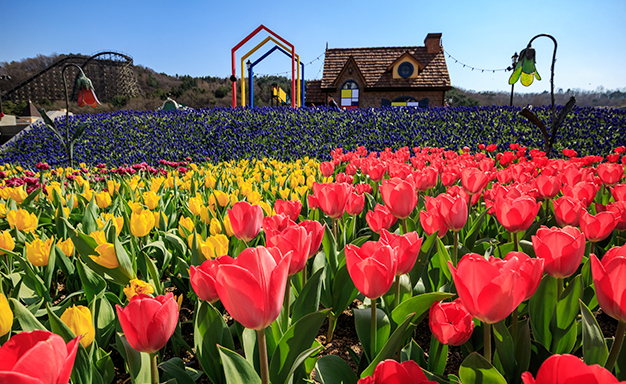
443;49;510;74
255;51;326;77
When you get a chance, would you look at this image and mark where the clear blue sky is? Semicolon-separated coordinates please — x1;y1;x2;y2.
1;0;625;93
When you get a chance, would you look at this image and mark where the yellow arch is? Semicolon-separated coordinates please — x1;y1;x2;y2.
241;36;300;107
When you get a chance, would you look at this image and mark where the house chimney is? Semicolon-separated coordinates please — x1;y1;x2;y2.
424;33;442;54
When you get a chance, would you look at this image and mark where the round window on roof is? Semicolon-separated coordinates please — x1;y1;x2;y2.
398;62;414;78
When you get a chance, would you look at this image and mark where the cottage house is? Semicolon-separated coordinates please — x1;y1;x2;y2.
305;33;451;108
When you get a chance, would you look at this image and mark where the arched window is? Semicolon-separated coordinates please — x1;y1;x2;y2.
391;96;419;107
341;80;359;109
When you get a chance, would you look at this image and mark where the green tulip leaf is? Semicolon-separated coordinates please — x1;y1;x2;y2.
435;237;453;282
292;268;324;323
9;297;46;332
117;333;153;384
464;208;488;251
492;321;516;382
551;275;582;354
354;307;390;361
322;224;338;275
194;300;234;384
331;264;358;318
81;195;99;235
110;226;135;281
269;309;328;384
76;259;106;304
409;232;437;286
579;299;608;366
92;295;116;350
285;344;323;384
427;336;448;375
361;313;416;378
159;357;203;384
391;292;454;326
401;339;428;368
459;352;507;384
218;345;262;384
529;274;557;349
314;355;358;384
514;319;532;378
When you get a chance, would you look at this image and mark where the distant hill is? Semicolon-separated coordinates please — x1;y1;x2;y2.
1;53;624;115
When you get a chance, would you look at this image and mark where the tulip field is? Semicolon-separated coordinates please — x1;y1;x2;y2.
1;105;626;384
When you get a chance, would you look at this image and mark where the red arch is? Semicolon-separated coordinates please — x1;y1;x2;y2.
231;25;295;108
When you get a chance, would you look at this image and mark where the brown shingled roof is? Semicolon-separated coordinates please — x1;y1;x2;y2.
304;80;325;105
320;46;451;90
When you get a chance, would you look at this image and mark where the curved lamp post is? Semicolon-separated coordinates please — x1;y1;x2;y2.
509;34;576;156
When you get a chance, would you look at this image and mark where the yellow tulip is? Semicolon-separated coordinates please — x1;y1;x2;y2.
90;230;108;246
0;187;10;200
0;293;12;337
26;237;54;267
204;175;216;189
95;190;112;209
66;193;79;209
188;195;204;216
279;188;291;200
247;191;262;205
123;279;154;300
125;198;141;212
223;215;234;237
130;209;155;237
204;234;229;259
209;218;222;235
98;214;124;236
0;203;6;218
143;191;160;210
107;180;120;196
91;243;118;269
258;201;274;217
213;190;229;207
178;216;194;238
60;305;95;348
57;238;74;257
0;230;15;255
7;209;38;233
7;185;28;203
81;189;94;203
153;211;168;229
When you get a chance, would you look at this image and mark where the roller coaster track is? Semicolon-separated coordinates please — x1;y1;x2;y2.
1;51;142;104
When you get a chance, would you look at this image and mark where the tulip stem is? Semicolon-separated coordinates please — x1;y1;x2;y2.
332;219;338;245
302;261;308;287
484;322;492;363
150;352;159;384
452;231;458;266
557;278;564;300
513;232;519;252
401;218;407;235
256;329;270;384
512;308;519;339
606;321;626;372
326;313;337;342
282;276;291;331
371;298;377;362
394;275;401;309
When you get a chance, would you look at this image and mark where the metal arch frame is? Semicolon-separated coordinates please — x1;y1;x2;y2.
80;51;134;67
241;37;300;107
248;45;305;108
231;24;295;108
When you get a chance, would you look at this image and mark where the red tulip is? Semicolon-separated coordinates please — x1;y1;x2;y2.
190;256;234;303
522;353;624;384
380;177;418;219
367;162;387;182
312;182;351;219
502;252;544;301
420;196;448;238
535;174;561;199
460;167;489;195
307;194;319;210
552;196;585;227
297;220;325;258
437;193;467;232
319;161;334;177
346;192;365;216
77;87;99;107
345;241;396;299
366;204;397;234
611;184;626;201
227;201;264;242
590;245;626;322
380;229;423;275
597;162;624;186
274;199;302;222
429;298;475;346
0;330;80;384
357;359;436;384
449;253;527;324
267;226;311;276
532;226;586;278
116;293;179;353
495;195;541;233
580;209;617;242
412;166;438;192
561;182;597;206
215;246;290;330
262;214;294;240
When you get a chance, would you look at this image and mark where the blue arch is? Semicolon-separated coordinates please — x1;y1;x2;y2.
248;45;305;108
